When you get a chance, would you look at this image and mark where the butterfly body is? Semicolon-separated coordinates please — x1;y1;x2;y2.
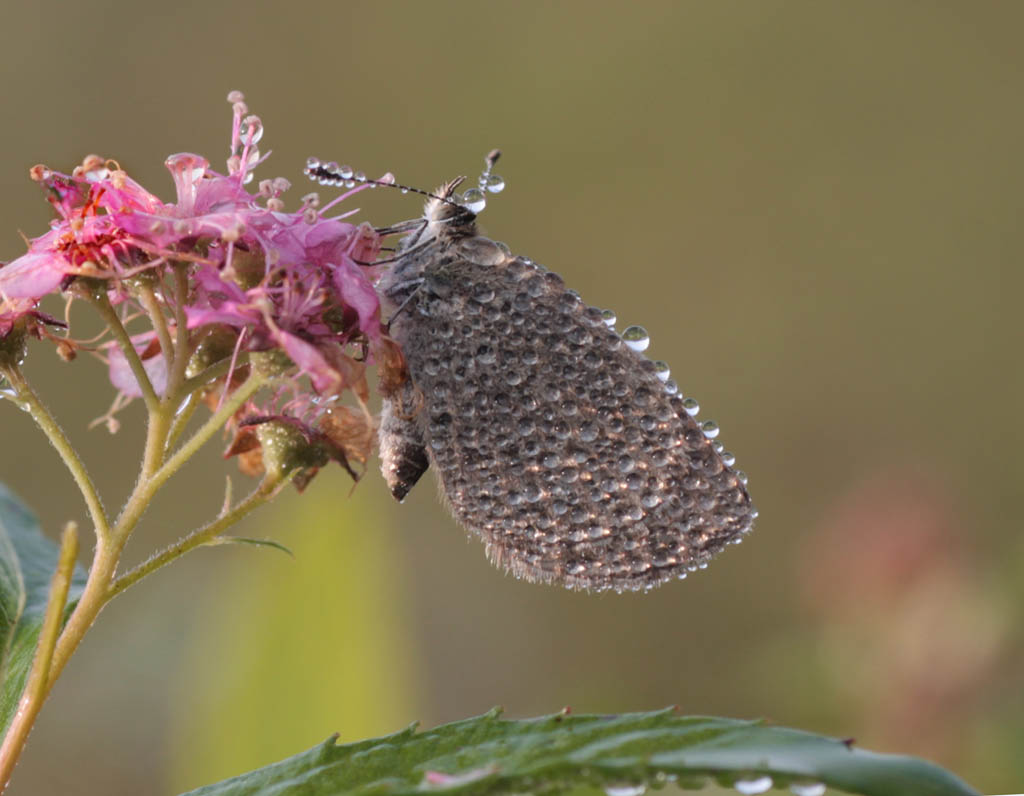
377;188;754;592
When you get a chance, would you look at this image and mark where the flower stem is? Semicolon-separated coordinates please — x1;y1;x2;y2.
109;475;284;599
0;365;111;542
145;371;267;499
137;282;173;377
140;399;173;480
165;392;200;451
163;264;192;402
89;292;160;411
0;524;79;789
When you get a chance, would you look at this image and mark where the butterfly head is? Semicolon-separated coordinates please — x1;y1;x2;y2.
413;177;478;247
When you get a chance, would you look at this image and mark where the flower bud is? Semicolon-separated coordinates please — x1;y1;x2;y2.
0;322;28;369
254;418;328;482
186;326;239;378
250;349;293;379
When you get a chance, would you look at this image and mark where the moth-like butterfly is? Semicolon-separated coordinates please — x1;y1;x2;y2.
307;153;754;592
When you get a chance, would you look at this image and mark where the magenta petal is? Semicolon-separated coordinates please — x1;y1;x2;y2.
0;252;68;299
96;174;166;215
192;264;248;299
184;306;261;329
0;297;34;338
272;328;339;394
194;175;250;214
107;343;168;397
332;258;381;338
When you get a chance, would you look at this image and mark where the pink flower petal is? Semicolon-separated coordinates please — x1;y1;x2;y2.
0;252;68;299
331;258;381;338
107;340;168;397
271;328;340;395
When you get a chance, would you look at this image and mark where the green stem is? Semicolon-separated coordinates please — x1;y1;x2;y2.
140;400;172;480
108;371;266;548
88;292;160;411
137;282;173;378
0;524;79;789
43;535;118;691
109;475;283;599
163;264;192;402
165;393;200;452
1;365;111;542
145;372;267;499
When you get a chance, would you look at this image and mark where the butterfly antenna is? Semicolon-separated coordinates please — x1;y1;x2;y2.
304;158;467;212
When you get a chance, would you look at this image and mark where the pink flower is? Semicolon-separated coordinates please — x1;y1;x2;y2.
1;91;385;408
0;295;64;340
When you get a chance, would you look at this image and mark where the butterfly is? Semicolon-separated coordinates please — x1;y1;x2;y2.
307;154;755;592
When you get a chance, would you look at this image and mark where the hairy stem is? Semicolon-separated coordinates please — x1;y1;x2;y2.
0;365;110;542
110;475;283;599
42;536;118;692
137;282;173;378
140;400;173;481
146;371;267;499
163;264;192;402
165;392;200;452
0;524;79;789
89;292;160;411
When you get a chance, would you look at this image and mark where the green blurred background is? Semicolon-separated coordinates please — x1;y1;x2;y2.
1;2;1021;793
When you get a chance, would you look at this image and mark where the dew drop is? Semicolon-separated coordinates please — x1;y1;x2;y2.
701;420;720;439
653;360;670;381
601;309;617;326
736;470;748;485
605;785;646;796
354;170;367;183
241;115;264;144
682;397;700;416
663;379;679;395
722;451;736;467
305;156;320;170
485;174;505;193
339;164;354;179
462;188;487;213
734;776;772;794
476;345;497;365
622;325;650;352
457;236;511;266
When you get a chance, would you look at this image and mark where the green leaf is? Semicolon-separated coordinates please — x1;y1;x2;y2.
202;536;295;557
0;484;87;735
179;707;980;796
0;494;25;681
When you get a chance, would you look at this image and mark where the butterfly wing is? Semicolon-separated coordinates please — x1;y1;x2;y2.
382;248;754;592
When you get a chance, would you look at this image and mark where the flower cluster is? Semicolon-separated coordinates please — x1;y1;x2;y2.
0;91;395;483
